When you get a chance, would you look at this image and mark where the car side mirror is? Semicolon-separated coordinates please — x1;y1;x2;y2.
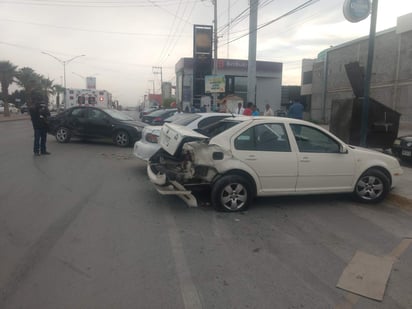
340;144;349;154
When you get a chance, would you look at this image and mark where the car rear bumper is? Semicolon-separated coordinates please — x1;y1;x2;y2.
133;141;160;161
147;164;198;207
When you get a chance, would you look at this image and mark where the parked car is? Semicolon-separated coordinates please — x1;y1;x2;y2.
141;108;177;125
392;135;412;161
47;106;145;147
134;112;237;161
139;107;158;119
0;102;19;114
148;116;403;212
20;103;29;113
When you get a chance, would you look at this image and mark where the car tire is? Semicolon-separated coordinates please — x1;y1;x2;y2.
55;127;71;143
211;175;253;212
114;130;130;147
353;169;390;203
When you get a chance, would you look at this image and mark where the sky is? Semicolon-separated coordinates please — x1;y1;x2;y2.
1;0;411;107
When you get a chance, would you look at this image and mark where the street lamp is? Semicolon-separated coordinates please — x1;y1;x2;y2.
41;51;85;108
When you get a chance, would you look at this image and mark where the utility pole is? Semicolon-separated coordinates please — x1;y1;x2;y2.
360;0;379;147
213;0;218;74
247;0;258;104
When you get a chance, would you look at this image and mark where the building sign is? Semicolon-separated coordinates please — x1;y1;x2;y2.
86;76;96;89
205;75;225;93
194;25;213;55
193;25;213;107
343;0;371;23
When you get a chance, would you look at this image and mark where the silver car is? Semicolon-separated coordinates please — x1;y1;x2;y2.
133;112;236;161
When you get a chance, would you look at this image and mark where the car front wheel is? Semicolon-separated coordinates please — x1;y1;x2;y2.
353;169;390;203
56;127;71;143
211;175;253;212
114;130;130;147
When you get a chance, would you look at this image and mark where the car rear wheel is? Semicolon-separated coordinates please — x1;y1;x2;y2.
353;169;390;203
211;175;253;212
55;127;71;143
114;130;130;147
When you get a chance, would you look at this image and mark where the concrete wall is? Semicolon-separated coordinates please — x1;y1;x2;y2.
309;26;412;124
256;77;282;112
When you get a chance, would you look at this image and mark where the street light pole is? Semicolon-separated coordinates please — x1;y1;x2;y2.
41;52;85;109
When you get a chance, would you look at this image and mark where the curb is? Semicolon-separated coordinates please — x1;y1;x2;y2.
388;193;412;211
0;115;30;122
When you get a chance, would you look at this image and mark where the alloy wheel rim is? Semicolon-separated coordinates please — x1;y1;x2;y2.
221;183;247;211
116;133;128;146
57;129;67;141
356;176;384;200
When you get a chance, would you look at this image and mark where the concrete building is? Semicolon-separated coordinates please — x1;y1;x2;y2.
302;13;412;126
175;58;282;113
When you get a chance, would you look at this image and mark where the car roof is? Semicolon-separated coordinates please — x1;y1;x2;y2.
145;108;177;116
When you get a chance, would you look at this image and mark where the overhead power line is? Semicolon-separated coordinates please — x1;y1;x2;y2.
220;0;319;47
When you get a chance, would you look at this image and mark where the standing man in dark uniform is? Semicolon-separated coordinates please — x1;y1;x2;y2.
29;92;51;156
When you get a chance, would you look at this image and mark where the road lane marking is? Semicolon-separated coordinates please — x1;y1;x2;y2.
165;209;202;309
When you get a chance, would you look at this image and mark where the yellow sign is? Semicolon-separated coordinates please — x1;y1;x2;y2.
205;75;225;93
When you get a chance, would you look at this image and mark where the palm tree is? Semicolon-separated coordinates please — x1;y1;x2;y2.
0;61;18;117
15;67;42;107
39;76;54;106
53;84;65;110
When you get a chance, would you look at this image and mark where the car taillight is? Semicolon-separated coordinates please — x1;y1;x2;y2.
153;117;162;123
146;133;158;143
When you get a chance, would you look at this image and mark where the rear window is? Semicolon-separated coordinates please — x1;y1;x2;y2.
196;119;243;137
169;114;200;126
146;109;176;117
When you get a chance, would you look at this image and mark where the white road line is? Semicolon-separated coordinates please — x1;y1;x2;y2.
165;210;202;309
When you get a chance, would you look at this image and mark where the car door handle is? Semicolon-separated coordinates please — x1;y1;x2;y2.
245;155;257;161
300;157;310;162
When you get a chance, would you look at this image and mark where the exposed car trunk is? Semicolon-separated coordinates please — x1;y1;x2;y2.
159;123;208;156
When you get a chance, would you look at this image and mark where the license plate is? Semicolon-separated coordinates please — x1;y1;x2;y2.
401;150;412;157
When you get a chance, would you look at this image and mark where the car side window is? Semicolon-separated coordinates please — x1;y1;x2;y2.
290;124;340;153
88;109;105;120
70;108;86;119
235;123;291;152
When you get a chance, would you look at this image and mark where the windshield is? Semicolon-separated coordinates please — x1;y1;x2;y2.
104;109;134;121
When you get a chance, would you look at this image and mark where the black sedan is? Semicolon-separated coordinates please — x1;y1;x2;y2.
47;106;146;147
141;108;177;125
392;135;412;161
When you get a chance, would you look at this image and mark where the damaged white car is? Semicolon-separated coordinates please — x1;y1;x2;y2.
148;117;403;212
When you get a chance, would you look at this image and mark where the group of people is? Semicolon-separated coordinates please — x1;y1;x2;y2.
234;100;304;119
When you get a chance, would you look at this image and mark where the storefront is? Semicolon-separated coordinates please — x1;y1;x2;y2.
175;58;283;113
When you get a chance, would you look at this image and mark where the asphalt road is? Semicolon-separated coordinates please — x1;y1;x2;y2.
1;119;411;309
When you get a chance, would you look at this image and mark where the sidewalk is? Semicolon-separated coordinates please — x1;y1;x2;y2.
1;112;411;208
0;113;30;122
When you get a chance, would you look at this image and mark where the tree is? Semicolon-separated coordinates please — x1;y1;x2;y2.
15;67;42;107
52;84;65;110
0;61;18;117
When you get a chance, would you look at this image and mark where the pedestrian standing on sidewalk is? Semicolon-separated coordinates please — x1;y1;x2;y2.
243;102;253;116
264;104;274;116
29;92;51;156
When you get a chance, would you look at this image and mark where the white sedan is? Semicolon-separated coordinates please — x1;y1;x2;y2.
148;116;403;212
133;112;236;161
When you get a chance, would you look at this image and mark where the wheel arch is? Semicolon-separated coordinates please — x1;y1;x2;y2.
212;169;258;198
359;166;392;187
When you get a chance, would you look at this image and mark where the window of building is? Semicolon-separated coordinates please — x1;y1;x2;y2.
302;71;313;84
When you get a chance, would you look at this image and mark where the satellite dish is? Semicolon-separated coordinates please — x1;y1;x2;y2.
343;0;371;23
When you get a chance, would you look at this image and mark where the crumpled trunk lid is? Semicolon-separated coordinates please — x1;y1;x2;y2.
159;123;208;156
